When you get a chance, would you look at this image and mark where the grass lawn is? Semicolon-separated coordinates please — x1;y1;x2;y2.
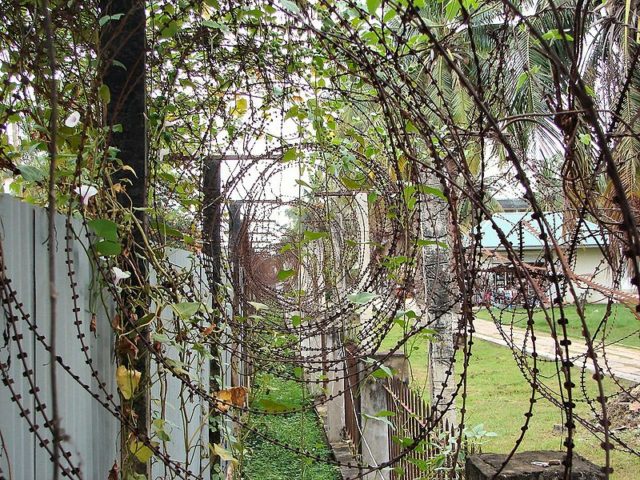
381;324;640;479
241;374;339;480
475;303;640;348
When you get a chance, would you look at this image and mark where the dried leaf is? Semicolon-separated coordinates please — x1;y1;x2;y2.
107;461;119;480
112;313;122;332
214;386;248;412
116;336;139;359
90;313;97;335
202;323;216;337
116;365;141;400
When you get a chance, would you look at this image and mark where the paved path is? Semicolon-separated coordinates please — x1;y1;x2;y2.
473;319;640;384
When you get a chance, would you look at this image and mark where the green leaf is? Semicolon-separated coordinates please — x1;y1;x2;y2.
88;219;119;242
152;418;171;442
406;120;419;134
579;133;591;146
542;29;574;42
347;291;378;305
170;302;202;319
151;220;182;238
295;178;312;189
281;0;300;14
129;439;156;463
277;268;296;281
363;412;395;429
417;239;448;249
160;21;179;39
418;185;446;200
282;147;298;162
340;175;365;190
293;366;304;379
98;13;124;27
213;443;238;464
17;165;45;182
248;301;269;311
303;230;328;241
285;105;299;120
372;364;394;379
99;84;111;104
291;314;303;327
444;0;461;20
373;409;395;417
257;398;292;412
152;332;171;344
95;240;121;256
367;0;381;14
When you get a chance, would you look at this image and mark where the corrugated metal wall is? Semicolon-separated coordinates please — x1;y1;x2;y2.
0;194;119;478
150;248;211;480
0;195;212;479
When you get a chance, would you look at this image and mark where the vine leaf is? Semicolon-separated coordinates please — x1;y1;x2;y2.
281;0;300;14
367;0;381;14
277;268;296;281
348;291;378;305
116;365;141;400
303;230;328;241
128;438;157;463
170;302;202;319
257;398;293;412
88;219;119;242
248;301;269;311
213;443;238;464
95;240;121;256
282;147;298;162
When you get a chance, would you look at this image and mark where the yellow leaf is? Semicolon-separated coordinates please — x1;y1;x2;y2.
213;443;237;464
129;439;157;463
231;97;248;117
116;365;141;400
214;386;248;412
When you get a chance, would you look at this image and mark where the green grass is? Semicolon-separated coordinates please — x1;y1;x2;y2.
241;374;340;480
381;325;640;479
476;304;640;348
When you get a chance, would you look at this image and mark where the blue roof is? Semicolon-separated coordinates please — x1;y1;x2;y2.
479;212;602;250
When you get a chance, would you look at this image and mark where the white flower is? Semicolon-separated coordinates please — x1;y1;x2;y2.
65;111;81;128
74;185;98;206
112;267;131;284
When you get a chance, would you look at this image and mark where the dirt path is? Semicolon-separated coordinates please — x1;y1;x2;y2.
473;319;640;384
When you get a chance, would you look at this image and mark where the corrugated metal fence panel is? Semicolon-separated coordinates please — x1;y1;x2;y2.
1;195;214;479
151;248;211;480
0;195;118;479
0;195;37;479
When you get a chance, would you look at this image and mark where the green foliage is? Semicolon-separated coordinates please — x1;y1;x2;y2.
243;376;339;480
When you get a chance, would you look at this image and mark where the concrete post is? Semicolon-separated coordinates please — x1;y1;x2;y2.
325;329;346;443
360;353;409;480
360;375;390;480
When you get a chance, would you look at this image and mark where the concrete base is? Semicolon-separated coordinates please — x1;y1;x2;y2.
466;451;605;479
316;405;361;479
